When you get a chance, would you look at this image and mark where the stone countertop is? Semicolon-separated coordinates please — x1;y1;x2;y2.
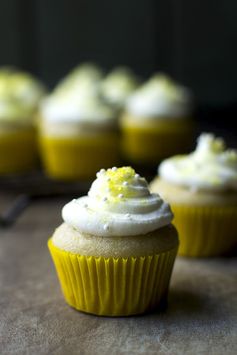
0;195;236;355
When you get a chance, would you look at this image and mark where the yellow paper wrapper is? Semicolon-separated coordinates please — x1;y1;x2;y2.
0;129;37;174
172;204;237;257
121;119;194;164
48;239;178;316
39;134;120;180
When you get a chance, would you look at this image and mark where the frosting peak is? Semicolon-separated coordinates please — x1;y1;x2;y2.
40;88;116;127
159;133;237;191
126;73;192;118
88;167;152;214
62;167;173;236
0;67;45;122
40;63;115;126
195;133;225;156
101;67;139;107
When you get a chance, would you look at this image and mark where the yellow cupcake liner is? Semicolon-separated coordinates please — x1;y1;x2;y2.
121;119;194;163
48;239;178;316
172;204;237;257
39;134;120;180
0;129;37;174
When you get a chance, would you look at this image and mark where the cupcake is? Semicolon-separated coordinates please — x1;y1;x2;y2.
101;67;139;110
48;166;179;316
121;73;194;165
150;133;237;257
39;80;120;180
0;67;45;174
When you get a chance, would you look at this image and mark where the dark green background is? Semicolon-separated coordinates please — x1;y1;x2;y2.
1;0;237;111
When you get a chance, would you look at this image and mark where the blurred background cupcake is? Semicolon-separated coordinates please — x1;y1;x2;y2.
101;67;139;111
0;67;45;174
150;133;237;257
121;73;194;166
39;64;120;180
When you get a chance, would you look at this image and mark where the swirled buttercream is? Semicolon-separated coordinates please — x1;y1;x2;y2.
159;133;237;191
54;63;103;96
61;167;173;236
126;73;192;118
40;89;116;126
101;67;139;108
0;67;45;123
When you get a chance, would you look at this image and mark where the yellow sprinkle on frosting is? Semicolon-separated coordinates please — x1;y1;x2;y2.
93;166;146;203
106;166;135;181
105;167;136;197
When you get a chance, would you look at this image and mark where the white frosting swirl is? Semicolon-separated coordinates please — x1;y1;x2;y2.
159;133;237;191
0;67;45;123
0;99;34;124
101;67;138;108
40;89;116;127
62;167;173;236
54;63;103;95
126;73;192;118
40;63;116;128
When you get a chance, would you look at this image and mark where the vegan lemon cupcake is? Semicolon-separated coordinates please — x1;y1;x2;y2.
150;133;237;257
0;67;45;174
101;67;139;110
121;73;194;165
48;167;179;316
39;83;120;180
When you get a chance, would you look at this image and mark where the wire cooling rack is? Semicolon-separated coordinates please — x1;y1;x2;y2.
0;171;91;227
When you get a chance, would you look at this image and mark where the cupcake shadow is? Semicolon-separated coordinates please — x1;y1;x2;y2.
131;289;206;319
166;289;206;316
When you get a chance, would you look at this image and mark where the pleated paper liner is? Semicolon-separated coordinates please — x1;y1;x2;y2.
172;204;237;257
121;118;194;164
39;134;120;180
0;129;37;174
48;239;178;316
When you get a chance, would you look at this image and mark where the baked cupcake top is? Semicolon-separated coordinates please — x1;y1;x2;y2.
0;67;45;124
159;133;237;192
60;167;173;237
126;73;192;118
101;67;139;108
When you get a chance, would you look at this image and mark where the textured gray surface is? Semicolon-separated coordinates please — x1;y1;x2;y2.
0;195;237;355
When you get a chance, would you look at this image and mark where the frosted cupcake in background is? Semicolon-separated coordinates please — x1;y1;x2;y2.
150;133;237;257
121;73;194;165
39;79;120;180
101;67;139;110
0;67;46;174
54;62;103;97
48;166;179;316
